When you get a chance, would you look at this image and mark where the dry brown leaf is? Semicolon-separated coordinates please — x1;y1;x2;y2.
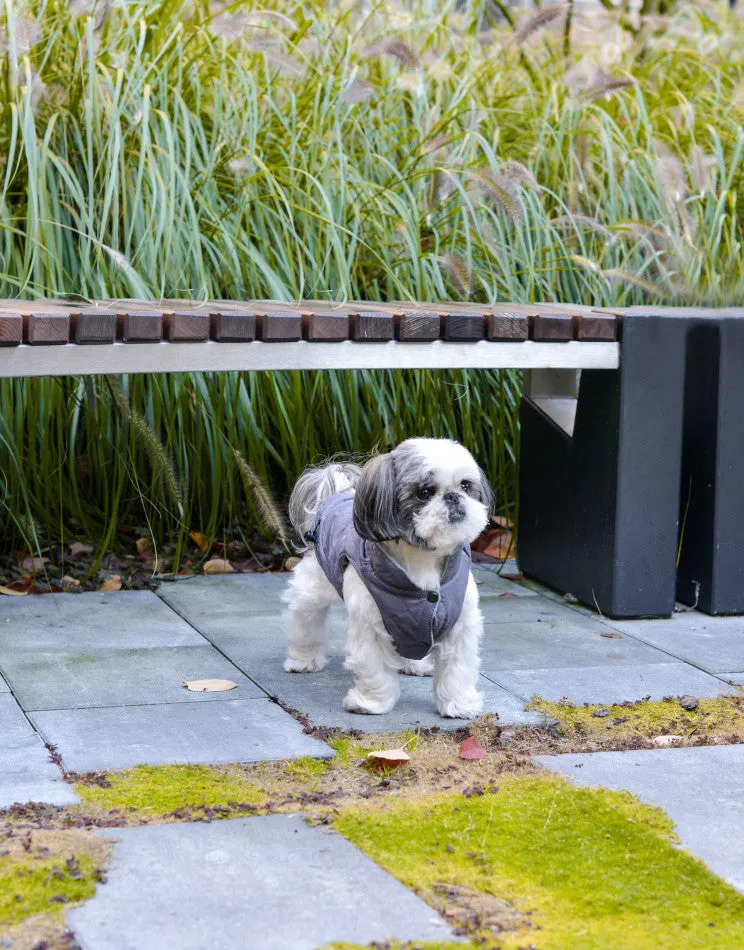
0;585;29;596
366;748;411;770
136;537;152;554
98;575;122;592
61;575;81;588
284;556;301;571
203;558;235;575
179;674;238;692
21;556;46;572
68;541;94;558
601;632;622;639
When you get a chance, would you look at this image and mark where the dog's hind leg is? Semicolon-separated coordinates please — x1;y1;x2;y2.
432;575;484;719
283;553;338;673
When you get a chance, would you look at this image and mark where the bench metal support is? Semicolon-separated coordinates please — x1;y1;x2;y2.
518;313;689;618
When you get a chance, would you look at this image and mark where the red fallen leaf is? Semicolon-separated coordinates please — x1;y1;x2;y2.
459;736;486;760
189;531;210;553
497;592;517;599
500;573;522;581
601;632;622;639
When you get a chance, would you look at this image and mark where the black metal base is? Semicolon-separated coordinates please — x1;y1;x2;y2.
517;314;689;619
676;316;744;613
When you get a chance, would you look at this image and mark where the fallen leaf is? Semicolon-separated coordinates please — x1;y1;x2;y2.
0;585;29;596
600;632;621;639
366;748;411;770
180;677;238;693
490;515;512;529
190;531;210;553
497;592;517;599
135;537;152;555
459;736;486;760
203;558;235;575
98;575;122;592
68;541;94;558
61;575;81;588
21;556;46;572
284;556;301;571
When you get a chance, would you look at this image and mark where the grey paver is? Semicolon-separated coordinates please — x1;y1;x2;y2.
0;590;205;651
536;745;744;892
30;699;333;772
480;618;677;671
1;646;264;711
720;673;744;686
158;573;290;625
472;568;537;598
0;672;8;693
602;612;744;673
248;657;543;731
479;592;587;624
68;815;453;950
485;663;732;704
0;695;78;808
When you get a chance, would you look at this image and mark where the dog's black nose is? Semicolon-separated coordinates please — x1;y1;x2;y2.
444;491;460;505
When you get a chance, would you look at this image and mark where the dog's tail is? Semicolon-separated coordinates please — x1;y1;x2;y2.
288;461;362;544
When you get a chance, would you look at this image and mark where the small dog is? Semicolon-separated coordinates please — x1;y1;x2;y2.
283;438;492;718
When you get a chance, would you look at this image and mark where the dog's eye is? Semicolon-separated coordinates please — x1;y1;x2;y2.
460;480;472;492
416;486;436;501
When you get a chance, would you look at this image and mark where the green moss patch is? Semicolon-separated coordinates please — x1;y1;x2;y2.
75;764;265;815
530;694;744;745
334;774;744;949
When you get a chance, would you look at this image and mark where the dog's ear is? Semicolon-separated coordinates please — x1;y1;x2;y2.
353;453;401;541
477;465;494;515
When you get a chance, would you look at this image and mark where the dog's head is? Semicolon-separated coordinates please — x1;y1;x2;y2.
353;438;492;554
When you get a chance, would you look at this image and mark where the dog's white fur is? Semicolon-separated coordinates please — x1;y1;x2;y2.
282;439;490;718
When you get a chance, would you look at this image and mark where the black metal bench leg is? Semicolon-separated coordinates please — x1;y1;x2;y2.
677;317;744;613
517;314;688;618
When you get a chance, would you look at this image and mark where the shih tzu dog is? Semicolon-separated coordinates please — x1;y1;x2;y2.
283;438;492;719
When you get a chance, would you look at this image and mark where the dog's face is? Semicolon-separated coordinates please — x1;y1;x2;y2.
353;438;492;554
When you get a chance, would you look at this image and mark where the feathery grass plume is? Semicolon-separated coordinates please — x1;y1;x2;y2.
365;40;421;71
568;253;600;273
244;10;297;31
468;169;522;222
655;147;694;242
550;214;613;239
440;254;472;296
230;446;290;550
500;160;538;188
580;77;636;102
343;80;376;103
420;134;454;157
691;145;716;195
602;268;666;297
513;4;568;46
108;382;184;519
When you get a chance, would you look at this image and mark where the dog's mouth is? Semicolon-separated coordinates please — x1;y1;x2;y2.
447;507;466;525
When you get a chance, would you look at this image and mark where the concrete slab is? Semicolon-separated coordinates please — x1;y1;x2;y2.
720;673;744;686
158;573;289;625
1;646;264;711
536;745;744;892
30;699;333;773
485;663;733;705
471;568;537;598
0;672;8;693
602;612;744;673
68;815;454;950
480;618;677;672
478;592;587;624
0;590;205;651
0;695;79;808
248;657;544;732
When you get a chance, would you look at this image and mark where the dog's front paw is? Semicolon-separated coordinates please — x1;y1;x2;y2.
343;687;396;715
283;655;327;673
437;691;484;719
400;656;434;677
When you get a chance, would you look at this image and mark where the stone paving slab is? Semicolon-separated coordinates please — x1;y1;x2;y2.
0;590;205;651
721;673;744;685
603;612;744;673
68;815;454;950
478;592;589;624
0;645;264;711
0;672;8;692
486;662;733;705
535;745;744;892
30;699;334;772
158;573;290;625
480;618;677;671
248;657;544;732
0;694;79;808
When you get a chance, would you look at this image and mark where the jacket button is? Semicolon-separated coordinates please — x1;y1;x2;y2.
426;591;439;603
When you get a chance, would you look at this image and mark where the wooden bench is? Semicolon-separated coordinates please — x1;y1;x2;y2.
7;298;737;621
